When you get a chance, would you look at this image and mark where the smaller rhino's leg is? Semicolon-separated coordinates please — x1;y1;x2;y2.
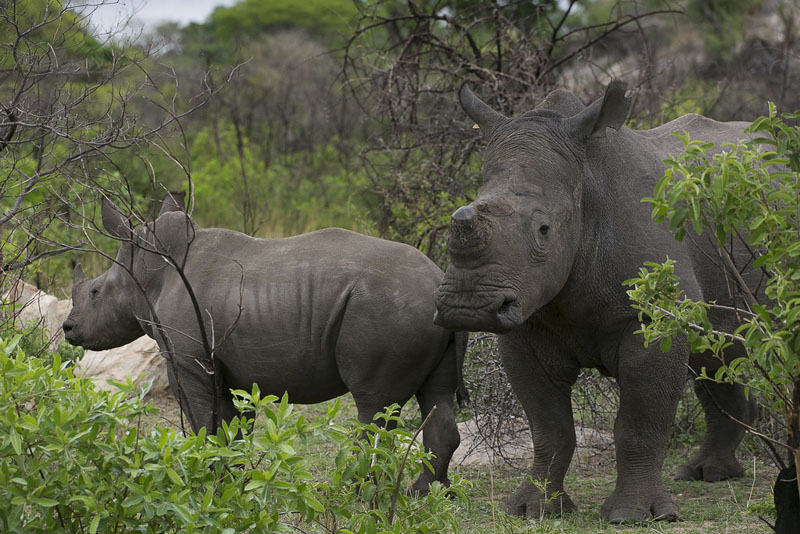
164;353;235;436
676;379;755;482
499;332;579;518
350;392;405;490
411;347;460;494
353;397;403;428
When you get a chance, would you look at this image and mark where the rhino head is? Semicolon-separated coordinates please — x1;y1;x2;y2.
62;192;190;350
433;82;631;333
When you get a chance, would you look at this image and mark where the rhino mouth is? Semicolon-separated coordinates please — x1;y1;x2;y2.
433;291;523;333
62;320;79;345
62;320;101;350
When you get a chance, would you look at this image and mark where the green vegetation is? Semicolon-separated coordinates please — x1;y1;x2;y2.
0;331;467;532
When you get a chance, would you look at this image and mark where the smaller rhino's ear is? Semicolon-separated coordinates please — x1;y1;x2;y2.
73;263;87;284
101;198;133;239
158;192;186;217
567;81;631;139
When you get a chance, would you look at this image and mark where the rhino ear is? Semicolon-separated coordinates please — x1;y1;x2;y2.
73;263;87;284
158;192;186;217
566;81;631;139
459;84;508;133
101;198;133;239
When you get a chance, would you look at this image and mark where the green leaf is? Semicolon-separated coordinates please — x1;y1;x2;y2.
305;495;326;513
121;494;144;508
9;432;22;455
31;497;59;508
244;478;266;492
166;468;184;487
90;514;101;534
659;336;673;353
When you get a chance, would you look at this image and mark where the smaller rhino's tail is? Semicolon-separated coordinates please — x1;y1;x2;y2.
454;331;470;407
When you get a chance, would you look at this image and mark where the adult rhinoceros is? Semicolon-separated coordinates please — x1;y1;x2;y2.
63;194;466;492
433;81;761;522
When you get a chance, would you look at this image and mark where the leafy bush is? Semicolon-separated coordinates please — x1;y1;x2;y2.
625;104;800;480
0;333;468;533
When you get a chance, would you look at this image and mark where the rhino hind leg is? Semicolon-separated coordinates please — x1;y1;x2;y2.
676;380;755;482
410;350;460;494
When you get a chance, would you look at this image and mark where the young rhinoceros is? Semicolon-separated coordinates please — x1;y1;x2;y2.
63;194;466;491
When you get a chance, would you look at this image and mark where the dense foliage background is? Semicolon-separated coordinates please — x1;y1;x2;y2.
4;0;798;289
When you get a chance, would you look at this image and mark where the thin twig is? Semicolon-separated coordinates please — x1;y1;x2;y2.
389;405;437;525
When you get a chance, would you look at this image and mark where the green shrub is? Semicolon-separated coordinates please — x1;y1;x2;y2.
317;405;469;533
0;334;468;533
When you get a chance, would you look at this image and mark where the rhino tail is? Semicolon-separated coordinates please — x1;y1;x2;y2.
454;331;470;407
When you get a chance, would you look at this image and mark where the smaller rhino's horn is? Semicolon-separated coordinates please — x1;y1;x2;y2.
459;84;508;133
73;263;87;284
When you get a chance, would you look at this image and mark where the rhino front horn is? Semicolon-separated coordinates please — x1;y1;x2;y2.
449;205;491;253
453;205;477;223
73;263;87;284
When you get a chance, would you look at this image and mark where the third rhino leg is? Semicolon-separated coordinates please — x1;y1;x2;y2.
499;329;580;518
411;342;461;494
601;321;684;524
676;378;756;482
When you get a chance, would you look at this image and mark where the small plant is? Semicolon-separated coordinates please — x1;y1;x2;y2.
316;404;470;533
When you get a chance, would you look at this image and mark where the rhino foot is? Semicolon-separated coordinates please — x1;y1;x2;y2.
675;456;745;482
505;481;576;518
409;476;450;496
601;488;678;524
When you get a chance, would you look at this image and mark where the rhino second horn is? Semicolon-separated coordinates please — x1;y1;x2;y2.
73;263;87;284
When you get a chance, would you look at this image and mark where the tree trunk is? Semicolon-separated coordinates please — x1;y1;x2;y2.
774;373;800;533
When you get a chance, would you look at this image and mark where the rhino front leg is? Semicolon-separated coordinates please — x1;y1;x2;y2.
602;322;685;523
499;331;579;518
165;354;235;434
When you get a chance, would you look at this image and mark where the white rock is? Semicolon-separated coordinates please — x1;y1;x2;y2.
77;336;170;396
4;280;70;350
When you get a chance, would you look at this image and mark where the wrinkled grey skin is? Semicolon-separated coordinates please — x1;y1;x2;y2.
433;82;762;522
63;195;466;491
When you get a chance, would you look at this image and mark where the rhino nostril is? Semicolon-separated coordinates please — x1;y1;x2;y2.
498;297;517;316
62;321;73;333
452;205;477;223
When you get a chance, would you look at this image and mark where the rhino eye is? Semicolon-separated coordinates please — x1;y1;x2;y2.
90;287;99;296
539;224;550;235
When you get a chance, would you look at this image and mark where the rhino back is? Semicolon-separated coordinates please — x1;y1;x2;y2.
635;115;758;302
636;113;751;153
559;116;752;330
149;227;445;402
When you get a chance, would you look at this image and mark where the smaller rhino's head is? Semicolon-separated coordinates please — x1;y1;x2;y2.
62;262;143;350
62;192;188;350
